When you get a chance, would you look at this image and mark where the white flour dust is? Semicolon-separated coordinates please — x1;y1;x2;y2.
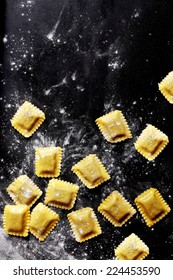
47;2;66;41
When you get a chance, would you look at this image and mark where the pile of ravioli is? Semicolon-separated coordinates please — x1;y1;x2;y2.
3;71;173;260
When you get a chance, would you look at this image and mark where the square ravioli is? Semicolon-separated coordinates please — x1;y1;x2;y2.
134;124;169;160
68;207;102;242
30;203;59;241
7;175;42;207
3;205;30;237
95;110;132;143
72;154;110;189
98;191;136;227
135;188;171;227
35;147;63;178
45;179;79;210
159;71;173;104
115;233;149;260
11;101;45;137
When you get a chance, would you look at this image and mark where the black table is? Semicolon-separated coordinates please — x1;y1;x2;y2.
0;0;173;260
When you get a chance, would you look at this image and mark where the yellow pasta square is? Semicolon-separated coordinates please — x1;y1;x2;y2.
135;188;171;227
35;147;63;178
11;101;45;137
68;207;102;242
159;71;173;104
7;175;42;207
44;179;79;210
134;124;169;161
96;110;132;143
115;233;149;260
3;205;30;237
30;203;59;241
72;154;110;189
98;191;136;227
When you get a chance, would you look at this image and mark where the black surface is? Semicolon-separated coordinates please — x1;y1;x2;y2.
0;0;173;260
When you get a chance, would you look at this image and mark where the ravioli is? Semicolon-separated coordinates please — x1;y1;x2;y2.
68;207;102;242
35;147;63;178
135;188;171;227
11;101;45;137
159;71;173;103
45;179;79;210
72;154;110;189
134;124;169;160
98;191;136;227
115;233;149;260
96;110;132;143
30;203;59;241
3;205;30;237
7;175;42;207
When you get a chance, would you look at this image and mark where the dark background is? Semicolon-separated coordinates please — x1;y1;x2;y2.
0;0;173;260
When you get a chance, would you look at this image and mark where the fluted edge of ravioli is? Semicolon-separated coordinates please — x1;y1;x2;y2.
10;101;45;138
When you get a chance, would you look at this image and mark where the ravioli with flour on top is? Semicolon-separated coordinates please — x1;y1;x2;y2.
11;101;45;137
7;175;42;207
96;110;132;143
3;204;30;237
45;179;79;210
30;203;59;241
98;191;136;227
115;233;149;260
68;207;102;242
35;147;63;178
135;188;171;227
72;154;110;189
134;124;168;160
